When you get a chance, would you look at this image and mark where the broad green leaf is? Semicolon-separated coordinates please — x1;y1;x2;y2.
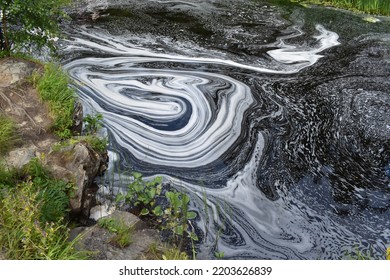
134;184;144;193
189;232;198;241
115;193;125;203
182;194;190;205
153;206;163;216
147;188;156;199
186;211;197;219
174;225;184;235
132;172;142;179
140;208;149;215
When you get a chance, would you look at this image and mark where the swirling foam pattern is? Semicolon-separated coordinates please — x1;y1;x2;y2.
64;24;339;168
66;60;252;167
61;23;384;259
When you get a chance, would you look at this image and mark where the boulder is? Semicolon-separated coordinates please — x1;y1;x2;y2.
70;210;160;260
46;140;108;221
0;58;36;87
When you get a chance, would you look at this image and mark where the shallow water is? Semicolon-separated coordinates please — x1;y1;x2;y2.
60;0;390;259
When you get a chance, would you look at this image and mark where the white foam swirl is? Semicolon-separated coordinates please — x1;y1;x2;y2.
63;24;340;167
66;59;253;167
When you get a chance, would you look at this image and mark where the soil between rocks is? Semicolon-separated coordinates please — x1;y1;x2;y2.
0;57;58;164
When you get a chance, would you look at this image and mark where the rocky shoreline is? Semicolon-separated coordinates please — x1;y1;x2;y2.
0;57;162;260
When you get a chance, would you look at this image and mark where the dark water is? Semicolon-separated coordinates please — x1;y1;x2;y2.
60;0;390;259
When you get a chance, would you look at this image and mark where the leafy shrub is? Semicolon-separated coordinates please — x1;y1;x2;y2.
0;0;71;54
164;191;197;242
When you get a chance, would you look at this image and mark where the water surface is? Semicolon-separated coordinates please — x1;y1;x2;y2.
61;0;390;259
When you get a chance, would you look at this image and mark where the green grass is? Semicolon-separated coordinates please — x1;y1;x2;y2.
0;158;86;259
0;114;17;155
291;0;390;15
52;135;108;154
98;217;134;248
145;243;189;260
32;63;76;139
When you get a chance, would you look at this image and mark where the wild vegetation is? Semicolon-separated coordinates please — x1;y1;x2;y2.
0;114;16;155
116;172;198;259
31;63;76;139
288;0;390;15
98;217;134;248
0;159;87;259
0;0;71;55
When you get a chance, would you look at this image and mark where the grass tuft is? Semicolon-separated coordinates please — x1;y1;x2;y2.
98;217;134;248
32;63;76;139
292;0;390;15
0;179;85;259
0;114;17;155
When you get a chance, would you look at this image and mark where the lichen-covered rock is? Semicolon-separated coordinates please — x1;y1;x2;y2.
0;58;36;87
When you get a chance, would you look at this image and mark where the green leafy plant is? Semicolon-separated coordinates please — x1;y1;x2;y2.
116;172;199;258
164;191;197;241
116;172;163;217
98;217;134;248
0;0;72;55
83;113;104;135
214;251;225;259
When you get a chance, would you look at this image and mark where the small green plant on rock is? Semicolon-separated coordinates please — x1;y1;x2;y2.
145;242;189;260
98;217;134;248
83;113;104;135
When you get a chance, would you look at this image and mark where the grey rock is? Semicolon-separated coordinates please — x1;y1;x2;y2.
0;58;35;87
47;141;108;220
71;210;160;260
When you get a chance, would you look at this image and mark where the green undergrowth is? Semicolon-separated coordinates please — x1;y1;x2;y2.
0;159;87;259
0;114;17;156
98;217;134;248
116;172;198;259
145;243;190;260
31;63;76;139
53;135;108;154
287;0;390;15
